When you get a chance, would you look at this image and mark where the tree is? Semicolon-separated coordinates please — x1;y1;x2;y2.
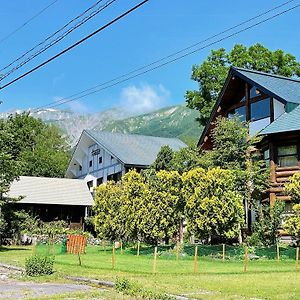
94;181;128;241
171;145;201;174
284;173;300;203
0;120;22;243
202;117;268;209
186;43;300;125
93;169;183;244
0;113;70;243
137;170;182;244
284;204;300;246
183;167;244;243
2;113;70;177
151;145;174;171
250;201;284;246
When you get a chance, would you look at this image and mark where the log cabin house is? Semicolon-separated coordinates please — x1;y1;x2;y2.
198;67;300;216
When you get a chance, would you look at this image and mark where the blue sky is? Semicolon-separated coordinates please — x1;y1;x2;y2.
0;0;299;114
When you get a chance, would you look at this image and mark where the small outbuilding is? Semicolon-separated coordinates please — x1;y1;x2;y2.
7;176;93;226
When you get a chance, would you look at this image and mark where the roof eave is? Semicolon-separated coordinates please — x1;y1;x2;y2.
197;67;235;147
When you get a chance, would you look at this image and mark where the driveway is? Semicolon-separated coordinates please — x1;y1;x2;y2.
0;267;97;299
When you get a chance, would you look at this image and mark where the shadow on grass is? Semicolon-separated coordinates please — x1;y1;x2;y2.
0;246;29;252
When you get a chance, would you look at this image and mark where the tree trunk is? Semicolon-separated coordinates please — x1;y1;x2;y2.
178;220;184;244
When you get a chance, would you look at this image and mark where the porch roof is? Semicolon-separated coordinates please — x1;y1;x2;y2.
260;105;300;135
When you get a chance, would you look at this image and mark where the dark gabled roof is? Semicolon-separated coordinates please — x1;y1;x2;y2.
198;67;300;147
260;105;300;135
85;130;187;166
232;67;300;104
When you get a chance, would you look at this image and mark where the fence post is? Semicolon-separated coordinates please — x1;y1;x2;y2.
104;240;106;253
137;241;140;256
222;244;225;262
120;240;123;255
112;243;115;271
296;247;299;272
244;246;248;273
277;243;280;261
153;246;157;273
176;242;179;260
193;245;198;273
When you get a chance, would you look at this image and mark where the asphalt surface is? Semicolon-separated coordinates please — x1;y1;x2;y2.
0;267;95;299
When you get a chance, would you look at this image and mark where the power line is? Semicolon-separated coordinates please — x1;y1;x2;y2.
0;0;117;80
33;0;300;111
0;0;150;91
0;0;59;45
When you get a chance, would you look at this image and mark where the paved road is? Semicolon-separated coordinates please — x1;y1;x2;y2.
0;267;96;299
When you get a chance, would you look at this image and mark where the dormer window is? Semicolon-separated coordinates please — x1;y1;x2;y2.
89;160;92;167
99;157;102;164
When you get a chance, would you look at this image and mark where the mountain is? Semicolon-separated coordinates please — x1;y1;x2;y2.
0;105;202;145
101;105;202;144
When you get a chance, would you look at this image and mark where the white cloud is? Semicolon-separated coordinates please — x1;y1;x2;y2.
120;83;170;114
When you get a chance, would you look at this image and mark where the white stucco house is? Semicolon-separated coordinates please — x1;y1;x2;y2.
65;130;187;191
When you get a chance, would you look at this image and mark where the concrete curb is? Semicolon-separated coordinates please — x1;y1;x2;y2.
0;263;25;272
65;276;115;288
65;276;190;299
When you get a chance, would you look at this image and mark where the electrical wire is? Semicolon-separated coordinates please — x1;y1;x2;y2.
0;0;59;45
0;0;117;80
33;1;300;111
0;0;150;91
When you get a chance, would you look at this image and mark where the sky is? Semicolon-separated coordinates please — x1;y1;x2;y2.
0;0;299;115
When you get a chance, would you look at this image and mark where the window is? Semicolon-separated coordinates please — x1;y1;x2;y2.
87;180;93;189
107;172;122;182
228;105;246;121
277;145;298;167
251;98;270;121
97;178;103;186
99;156;102;164
89;160;92;167
263;149;270;167
250;86;261;98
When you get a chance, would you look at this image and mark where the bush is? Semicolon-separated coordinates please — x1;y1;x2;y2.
25;255;54;276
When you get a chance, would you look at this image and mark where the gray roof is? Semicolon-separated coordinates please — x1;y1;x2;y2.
7;176;93;206
85;130;187;166
233;67;300;104
260;105;300;135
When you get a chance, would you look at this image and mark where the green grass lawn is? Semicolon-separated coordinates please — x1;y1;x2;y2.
1;244;300;299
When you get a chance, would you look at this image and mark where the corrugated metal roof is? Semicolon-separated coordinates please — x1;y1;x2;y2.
7;176;93;206
85;130;187;166
233;67;300;104
260;105;300;135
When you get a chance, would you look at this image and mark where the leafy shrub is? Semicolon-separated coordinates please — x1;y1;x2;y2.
25;255;54;276
115;277;175;300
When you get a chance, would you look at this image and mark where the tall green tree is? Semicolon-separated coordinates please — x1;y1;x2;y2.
137;170;182;244
3;113;70;178
0;113;70;243
151;145;174;171
186;43;300;125
183;167;244;243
